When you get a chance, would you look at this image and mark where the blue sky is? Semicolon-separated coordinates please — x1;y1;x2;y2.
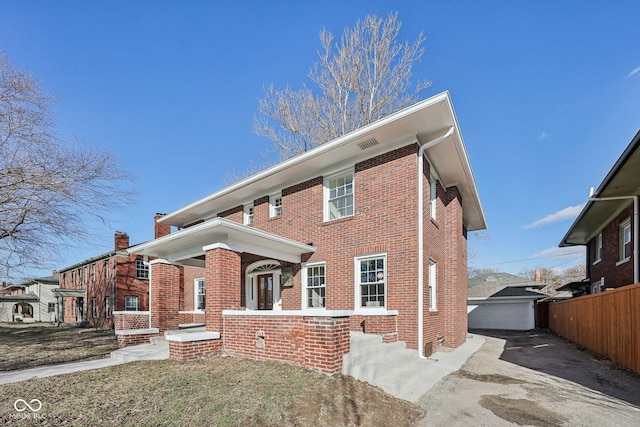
2;1;640;279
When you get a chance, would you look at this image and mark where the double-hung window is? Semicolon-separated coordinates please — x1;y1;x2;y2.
304;263;326;308
136;259;149;279
125;296;138;311
244;203;254;225
619;219;631;262
105;297;111;318
357;254;386;308
428;259;437;311
325;170;354;221
270;193;282;217
195;278;206;311
429;174;437;219
594;233;603;264
91;298;97;318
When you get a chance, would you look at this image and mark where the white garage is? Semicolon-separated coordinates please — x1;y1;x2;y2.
467;273;547;331
468;298;537;330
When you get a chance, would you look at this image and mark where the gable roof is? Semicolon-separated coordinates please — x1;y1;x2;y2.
560;130;640;246
468;272;546;299
159;91;487;231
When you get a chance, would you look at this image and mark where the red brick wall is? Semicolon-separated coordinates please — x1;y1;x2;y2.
223;314;350;374
350;315;398;343
116;332;157;348
169;339;223;361
114;255;150;312
150;261;181;333
113;312;150;330
214;144;466;350
182;265;206;311
589;203;635;289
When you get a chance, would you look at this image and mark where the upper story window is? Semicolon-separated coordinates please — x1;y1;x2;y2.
429;174;437;220
324;170;354;221
244;203;254;225
304;263;326;308
270;193;282;218
104;260;110;279
136;259;149;279
356;254;386;309
195;278;205;311
594;233;603;264
619;218;631;261
78;268;83;283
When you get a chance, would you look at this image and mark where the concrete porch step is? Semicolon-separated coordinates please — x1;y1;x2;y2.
110;342;169;363
342;332;438;402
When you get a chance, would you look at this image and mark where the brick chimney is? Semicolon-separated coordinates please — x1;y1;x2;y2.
154;213;171;239
114;231;130;250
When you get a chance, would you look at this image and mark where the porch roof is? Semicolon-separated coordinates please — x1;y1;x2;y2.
0;293;39;302
128;217;315;265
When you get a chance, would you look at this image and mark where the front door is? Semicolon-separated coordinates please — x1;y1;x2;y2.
257;274;274;310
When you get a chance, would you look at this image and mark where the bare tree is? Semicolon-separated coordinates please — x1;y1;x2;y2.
253;12;431;160
0;53;133;280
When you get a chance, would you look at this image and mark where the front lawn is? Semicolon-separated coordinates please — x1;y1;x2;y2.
0;357;425;426
0;323;117;372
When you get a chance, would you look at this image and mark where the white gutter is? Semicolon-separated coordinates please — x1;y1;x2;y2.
588;195;639;284
417;126;454;359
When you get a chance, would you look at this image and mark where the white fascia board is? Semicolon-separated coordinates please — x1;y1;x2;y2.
160;92;453;228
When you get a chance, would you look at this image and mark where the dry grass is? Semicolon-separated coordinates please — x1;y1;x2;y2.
0;323;118;372
0;357;425;426
0;323;425;426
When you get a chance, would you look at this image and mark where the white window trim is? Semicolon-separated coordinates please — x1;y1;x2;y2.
194;278;205;312
269;192;282;218
429;174;437;220
428;259;437;311
136;259;149;279
302;261;326;309
619;218;631;262
105;297;111;318
92;298;97;318
323;168;355;222
593;233;603;265
354;253;387;312
243;203;254;225
125;296;139;311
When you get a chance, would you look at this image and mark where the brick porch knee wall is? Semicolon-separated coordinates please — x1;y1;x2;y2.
350;315;398;343
169;339;223;361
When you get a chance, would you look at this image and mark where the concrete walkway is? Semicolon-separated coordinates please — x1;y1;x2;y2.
0;339;169;386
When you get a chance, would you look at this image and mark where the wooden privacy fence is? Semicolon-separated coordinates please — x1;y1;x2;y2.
549;282;640;374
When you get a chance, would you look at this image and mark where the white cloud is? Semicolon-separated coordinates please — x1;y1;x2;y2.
626;66;640;79
538;130;550;140
522;204;586;229
530;246;585;260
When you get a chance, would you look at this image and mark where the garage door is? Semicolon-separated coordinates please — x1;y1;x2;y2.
468;301;534;330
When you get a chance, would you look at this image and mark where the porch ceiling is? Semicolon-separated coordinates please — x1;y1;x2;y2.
128;217;315;265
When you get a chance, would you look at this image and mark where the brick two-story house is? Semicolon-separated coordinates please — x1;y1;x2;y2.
560;130;639;292
125;91;486;372
57;219;170;327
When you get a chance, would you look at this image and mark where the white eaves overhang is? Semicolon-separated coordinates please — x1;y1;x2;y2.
128;217;316;266
159;91;487;232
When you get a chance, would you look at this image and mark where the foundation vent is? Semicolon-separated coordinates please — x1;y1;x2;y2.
357;138;379;150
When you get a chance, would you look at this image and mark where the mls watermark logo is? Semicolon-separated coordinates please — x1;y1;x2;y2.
12;398;46;421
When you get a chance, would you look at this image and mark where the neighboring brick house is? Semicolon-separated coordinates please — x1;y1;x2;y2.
126;92;486;372
57;218;169;328
560;130;639;292
0;273;59;322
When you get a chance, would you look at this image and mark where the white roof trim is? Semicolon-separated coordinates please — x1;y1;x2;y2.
159;91;486;231
128;217;315;264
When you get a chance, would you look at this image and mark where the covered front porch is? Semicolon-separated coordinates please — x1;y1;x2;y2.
125;217;351;373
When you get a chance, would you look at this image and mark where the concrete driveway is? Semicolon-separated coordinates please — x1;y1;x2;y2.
417;330;640;426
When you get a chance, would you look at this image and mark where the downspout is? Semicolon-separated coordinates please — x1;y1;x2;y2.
417;126;454;358
588;195;639;284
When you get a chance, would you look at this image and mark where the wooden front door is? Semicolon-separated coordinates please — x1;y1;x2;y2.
257;274;274;310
